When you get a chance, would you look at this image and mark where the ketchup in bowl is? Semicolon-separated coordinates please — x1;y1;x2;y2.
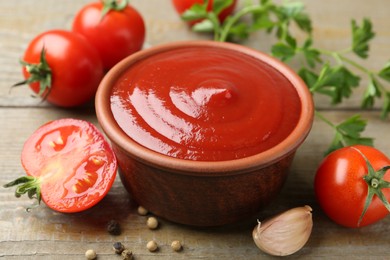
96;41;314;226
110;46;301;161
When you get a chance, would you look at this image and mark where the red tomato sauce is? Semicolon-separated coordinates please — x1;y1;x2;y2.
110;46;301;161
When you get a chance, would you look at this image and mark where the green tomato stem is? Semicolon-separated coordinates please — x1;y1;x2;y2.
351;146;390;226
371;178;379;188
12;47;52;101
101;0;129;20
3;176;42;211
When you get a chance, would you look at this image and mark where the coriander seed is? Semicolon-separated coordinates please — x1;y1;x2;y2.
85;249;97;259
146;216;158;229
171;240;182;252
137;206;148;216
146;240;158;252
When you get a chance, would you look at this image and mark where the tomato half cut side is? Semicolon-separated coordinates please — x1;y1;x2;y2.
8;118;117;213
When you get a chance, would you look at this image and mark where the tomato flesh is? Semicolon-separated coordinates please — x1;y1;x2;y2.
314;145;390;227
21;119;117;213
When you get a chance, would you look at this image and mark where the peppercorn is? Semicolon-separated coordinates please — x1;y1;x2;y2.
171;240;182;252
107;219;121;235
113;241;125;254
137;206;148;216
121;249;133;260
85;249;97;259
146;240;158;252
146;216;158;230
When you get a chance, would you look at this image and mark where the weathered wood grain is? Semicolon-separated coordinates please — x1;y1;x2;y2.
1;0;390;259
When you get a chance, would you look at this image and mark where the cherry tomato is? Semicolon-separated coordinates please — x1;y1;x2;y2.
72;1;145;71
4;119;117;213
172;0;237;25
21;30;104;107
314;145;390;227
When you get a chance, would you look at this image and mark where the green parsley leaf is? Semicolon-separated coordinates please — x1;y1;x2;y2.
325;114;373;155
277;1;311;33
381;92;390;119
251;8;275;31
227;22;251;39
279;1;305;19
285;33;297;48
338;115;369;139
181;3;208;21
378;61;390;82
271;34;298;61
311;64;361;104
293;11;312;33
298;67;319;88
301;38;322;68
192;19;215;33
212;0;233;15
362;76;382;108
351;18;375;59
271;42;296;61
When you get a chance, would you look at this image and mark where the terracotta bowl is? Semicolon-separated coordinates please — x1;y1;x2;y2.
95;41;314;226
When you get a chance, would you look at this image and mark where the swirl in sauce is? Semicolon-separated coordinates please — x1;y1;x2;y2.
110;47;301;161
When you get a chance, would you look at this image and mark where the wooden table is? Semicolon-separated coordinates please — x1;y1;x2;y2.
1;0;389;259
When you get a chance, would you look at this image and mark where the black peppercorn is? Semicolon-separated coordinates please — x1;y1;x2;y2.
107;220;121;235
113;241;125;254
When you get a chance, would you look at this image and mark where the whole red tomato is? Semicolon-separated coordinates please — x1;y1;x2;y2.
21;30;104;107
172;0;237;25
314;145;390;227
4;118;117;213
72;1;145;71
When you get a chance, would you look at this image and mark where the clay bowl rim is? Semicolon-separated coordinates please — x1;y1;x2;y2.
95;40;314;176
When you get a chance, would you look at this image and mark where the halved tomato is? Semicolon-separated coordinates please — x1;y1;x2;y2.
4;118;117;213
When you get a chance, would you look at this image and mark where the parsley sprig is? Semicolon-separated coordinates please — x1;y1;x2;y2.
181;0;390;154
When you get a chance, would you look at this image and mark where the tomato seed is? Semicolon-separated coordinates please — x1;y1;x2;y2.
56;136;64;145
92;158;103;165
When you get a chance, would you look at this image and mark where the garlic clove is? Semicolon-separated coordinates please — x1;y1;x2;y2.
252;205;313;256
